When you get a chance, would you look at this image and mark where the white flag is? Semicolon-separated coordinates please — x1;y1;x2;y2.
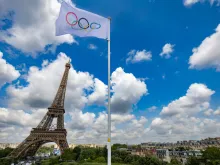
56;1;110;39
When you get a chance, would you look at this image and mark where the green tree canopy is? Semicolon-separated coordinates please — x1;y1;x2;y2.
36;146;53;154
80;148;96;160
62;148;76;161
95;156;106;163
202;147;220;160
0;147;13;158
72;146;81;161
112;143;128;150
186;156;201;165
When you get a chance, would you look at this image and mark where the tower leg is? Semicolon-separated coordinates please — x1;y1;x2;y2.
58;139;69;153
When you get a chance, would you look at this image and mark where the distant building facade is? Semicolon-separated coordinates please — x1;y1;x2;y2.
0;143;19;149
54;143;105;149
140;137;220;150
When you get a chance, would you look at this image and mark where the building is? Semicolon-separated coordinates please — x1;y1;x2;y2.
156;149;171;163
140;137;220;150
0;143;19;149
131;148;157;157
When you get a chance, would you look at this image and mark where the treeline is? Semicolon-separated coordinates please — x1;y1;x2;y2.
42;145;220;165
36;146;54;154
0;148;13;158
0;148;14;165
186;147;220;165
46;145;165;165
0;145;220;165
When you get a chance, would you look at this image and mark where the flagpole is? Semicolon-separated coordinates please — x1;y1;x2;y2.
107;17;111;165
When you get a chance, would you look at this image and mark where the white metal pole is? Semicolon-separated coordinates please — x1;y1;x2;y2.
107;17;111;165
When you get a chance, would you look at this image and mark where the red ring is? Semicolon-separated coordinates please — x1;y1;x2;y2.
66;12;78;26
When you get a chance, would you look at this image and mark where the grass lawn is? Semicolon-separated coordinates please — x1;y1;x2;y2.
81;164;129;165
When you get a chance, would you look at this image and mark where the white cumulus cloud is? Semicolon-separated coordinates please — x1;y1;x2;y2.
88;78;107;106
147;106;157;112
189;24;220;71
146;83;220;141
6;53;94;110
160;83;215;117
160;43;175;59
88;44;97;50
214;108;220;116
184;0;220;6
68;109;95;130
126;49;152;64
0;0;75;55
150;118;171;135
0;51;20;88
204;109;214;116
184;0;200;6
111;67;148;114
0;107;46;128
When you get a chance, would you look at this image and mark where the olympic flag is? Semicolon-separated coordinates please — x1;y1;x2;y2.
55;1;110;39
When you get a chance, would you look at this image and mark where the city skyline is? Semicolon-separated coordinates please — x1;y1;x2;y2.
0;0;220;145
1;136;219;149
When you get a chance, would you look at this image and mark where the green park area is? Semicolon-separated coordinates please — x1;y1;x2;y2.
0;144;220;165
41;162;129;165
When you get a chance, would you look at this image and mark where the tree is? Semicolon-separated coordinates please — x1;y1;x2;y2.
41;157;59;165
132;157;149;165
185;147;220;165
132;155;141;162
137;144;142;149
210;160;220;165
103;146;108;160
87;158;92;162
202;147;220;160
119;150;129;160
149;156;162;165
112;143;127;150
37;146;53;154
186;156;201;165
201;147;220;165
124;155;133;164
112;156;122;163
95;148;103;158
73;146;81;161
49;157;59;165
62;148;76;161
0;157;13;165
95;156;106;163
0;147;14;158
170;158;181;165
80;148;96;160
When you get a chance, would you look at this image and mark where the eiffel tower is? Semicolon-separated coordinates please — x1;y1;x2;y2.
9;61;71;158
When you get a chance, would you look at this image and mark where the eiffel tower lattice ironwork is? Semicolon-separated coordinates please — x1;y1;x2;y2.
9;62;71;158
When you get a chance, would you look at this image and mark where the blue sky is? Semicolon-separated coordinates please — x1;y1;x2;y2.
0;0;220;144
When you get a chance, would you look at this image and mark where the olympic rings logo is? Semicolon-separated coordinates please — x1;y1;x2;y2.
66;12;101;31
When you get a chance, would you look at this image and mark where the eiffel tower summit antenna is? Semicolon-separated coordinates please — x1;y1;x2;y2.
8;62;71;158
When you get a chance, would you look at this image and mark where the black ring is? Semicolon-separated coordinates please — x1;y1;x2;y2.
78;18;89;29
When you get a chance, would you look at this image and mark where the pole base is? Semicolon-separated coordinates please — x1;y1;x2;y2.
107;142;111;165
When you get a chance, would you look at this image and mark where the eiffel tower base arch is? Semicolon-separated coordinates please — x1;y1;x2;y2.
9;129;68;158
